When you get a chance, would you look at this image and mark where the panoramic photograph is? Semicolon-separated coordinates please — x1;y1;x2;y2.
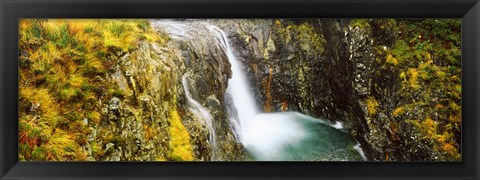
18;19;461;161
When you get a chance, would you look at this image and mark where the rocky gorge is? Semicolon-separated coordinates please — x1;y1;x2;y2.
18;19;461;161
214;19;461;161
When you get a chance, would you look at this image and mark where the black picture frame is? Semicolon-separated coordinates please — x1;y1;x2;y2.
1;0;479;179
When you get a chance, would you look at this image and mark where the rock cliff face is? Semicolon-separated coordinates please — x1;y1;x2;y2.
216;19;377;159
215;19;461;161
18;19;460;161
89;21;244;161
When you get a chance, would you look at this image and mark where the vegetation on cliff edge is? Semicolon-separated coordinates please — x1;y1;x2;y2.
366;19;461;160
18;19;171;161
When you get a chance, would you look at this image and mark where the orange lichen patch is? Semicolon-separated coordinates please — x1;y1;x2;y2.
389;122;398;135
143;125;151;141
410;117;460;158
442;143;458;156
251;63;258;76
264;66;273;112
435;103;444;109
144;124;157;141
19;19;33;31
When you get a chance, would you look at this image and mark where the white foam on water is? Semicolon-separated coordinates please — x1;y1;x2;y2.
152;20;368;161
331;121;344;130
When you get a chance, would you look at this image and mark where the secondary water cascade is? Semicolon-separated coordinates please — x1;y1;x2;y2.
182;74;217;160
154;20;366;161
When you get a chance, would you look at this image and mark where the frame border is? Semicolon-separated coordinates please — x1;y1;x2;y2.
1;0;479;179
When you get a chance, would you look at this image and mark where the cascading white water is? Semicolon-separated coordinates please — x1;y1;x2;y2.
152;20;366;161
207;24;366;161
182;74;217;160
206;25;259;143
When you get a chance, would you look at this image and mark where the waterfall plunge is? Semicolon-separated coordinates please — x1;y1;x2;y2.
207;24;366;161
207;26;315;159
152;20;366;161
206;25;259;143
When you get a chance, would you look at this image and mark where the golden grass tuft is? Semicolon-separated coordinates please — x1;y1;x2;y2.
45;129;81;160
68;73;87;88
168;109;194;161
20;87;61;126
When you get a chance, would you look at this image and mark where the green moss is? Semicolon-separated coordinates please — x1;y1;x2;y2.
108;22;127;36
30;147;48;161
136;20;150;31
59;88;78;101
112;88;126;98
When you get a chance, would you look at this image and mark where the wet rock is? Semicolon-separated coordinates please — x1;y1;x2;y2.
216;19;379;160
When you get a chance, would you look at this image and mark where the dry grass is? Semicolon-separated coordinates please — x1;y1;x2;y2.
19;19;168;161
168;109;194;161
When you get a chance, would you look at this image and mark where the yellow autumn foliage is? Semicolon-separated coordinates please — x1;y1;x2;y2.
366;96;379;116
19;19;168;161
392;106;404;117
386;54;399;66
168;109;194;161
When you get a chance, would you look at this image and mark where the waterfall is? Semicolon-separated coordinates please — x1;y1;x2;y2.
206;25;312;158
181;74;217;160
152;20;366;161
206;25;259;143
206;24;365;161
